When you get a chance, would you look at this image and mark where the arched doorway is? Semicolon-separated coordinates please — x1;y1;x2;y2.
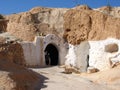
44;44;59;66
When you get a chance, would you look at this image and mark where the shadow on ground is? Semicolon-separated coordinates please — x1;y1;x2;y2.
0;60;49;90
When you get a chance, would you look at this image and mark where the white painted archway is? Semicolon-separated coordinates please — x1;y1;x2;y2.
43;34;68;67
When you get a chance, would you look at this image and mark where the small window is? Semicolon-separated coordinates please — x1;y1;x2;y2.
105;43;118;53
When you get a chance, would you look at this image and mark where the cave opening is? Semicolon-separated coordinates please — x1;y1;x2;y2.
45;44;59;66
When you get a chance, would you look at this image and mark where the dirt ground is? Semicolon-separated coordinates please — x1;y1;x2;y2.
0;60;41;90
31;66;120;90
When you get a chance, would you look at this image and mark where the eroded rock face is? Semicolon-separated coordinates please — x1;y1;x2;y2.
2;6;120;72
0;42;25;65
64;6;120;45
0;14;8;33
97;6;120;18
5;6;120;44
6;7;68;41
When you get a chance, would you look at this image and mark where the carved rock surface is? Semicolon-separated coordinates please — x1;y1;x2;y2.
64;6;120;45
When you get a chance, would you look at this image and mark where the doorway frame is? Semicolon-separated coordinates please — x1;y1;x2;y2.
43;43;60;67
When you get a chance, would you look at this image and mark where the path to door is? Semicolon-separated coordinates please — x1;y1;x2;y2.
32;66;112;90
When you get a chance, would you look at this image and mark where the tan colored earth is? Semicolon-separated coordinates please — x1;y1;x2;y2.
5;7;68;41
0;5;119;90
0;42;25;65
0;60;42;90
1;64;120;90
31;65;120;90
3;5;120;45
64;6;120;45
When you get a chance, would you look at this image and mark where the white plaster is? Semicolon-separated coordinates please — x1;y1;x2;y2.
20;36;43;66
89;38;120;71
75;42;90;72
20;34;120;72
65;42;90;72
65;44;76;67
20;34;68;67
43;34;68;66
65;38;120;72
110;53;120;67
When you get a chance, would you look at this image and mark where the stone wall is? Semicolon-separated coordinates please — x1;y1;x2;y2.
89;38;120;71
75;42;90;72
65;42;90;72
65;38;120;72
21;36;43;67
43;34;68;65
21;34;68;67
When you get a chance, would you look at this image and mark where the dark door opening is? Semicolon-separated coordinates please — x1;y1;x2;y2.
45;44;59;66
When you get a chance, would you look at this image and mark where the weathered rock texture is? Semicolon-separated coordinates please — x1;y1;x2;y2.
0;14;8;33
6;7;68;41
4;6;120;44
0;60;41;90
0;5;119;89
97;6;120;18
64;5;120;45
0;42;25;65
0;19;8;32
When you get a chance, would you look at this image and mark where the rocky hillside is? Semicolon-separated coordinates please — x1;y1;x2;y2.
3;5;120;45
64;5;120;45
0;42;25;65
0;5;119;90
0;15;7;33
5;7;68;41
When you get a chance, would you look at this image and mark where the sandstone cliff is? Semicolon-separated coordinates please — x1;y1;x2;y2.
64;5;120;45
6;7;68;41
0;15;8;33
0;5;119;90
4;6;120;45
0;42;25;65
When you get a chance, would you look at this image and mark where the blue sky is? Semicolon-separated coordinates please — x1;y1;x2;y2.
0;0;120;15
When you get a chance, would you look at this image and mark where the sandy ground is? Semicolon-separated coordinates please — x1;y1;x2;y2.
31;66;120;90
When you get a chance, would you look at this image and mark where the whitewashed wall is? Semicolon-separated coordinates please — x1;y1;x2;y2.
89;38;120;71
75;42;90;72
20;37;43;67
20;34;68;67
43;34;68;66
65;44;76;67
65;42;90;72
65;38;120;72
20;35;120;71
